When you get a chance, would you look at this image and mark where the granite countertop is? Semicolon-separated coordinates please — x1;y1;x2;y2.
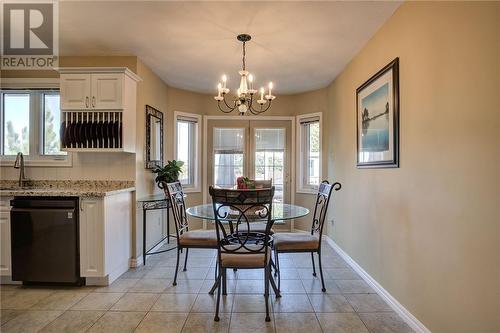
0;180;135;198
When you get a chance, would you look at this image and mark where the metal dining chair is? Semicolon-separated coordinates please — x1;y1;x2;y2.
164;181;218;286
273;181;341;292
209;186;276;322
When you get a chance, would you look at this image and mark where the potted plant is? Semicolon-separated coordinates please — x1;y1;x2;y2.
152;160;184;189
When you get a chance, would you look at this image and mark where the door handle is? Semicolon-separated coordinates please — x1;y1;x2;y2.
92;96;96;108
85;96;89;108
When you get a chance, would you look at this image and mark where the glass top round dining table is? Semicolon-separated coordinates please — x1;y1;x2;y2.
185;203;310;223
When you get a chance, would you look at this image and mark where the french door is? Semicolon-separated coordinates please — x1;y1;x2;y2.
207;119;292;203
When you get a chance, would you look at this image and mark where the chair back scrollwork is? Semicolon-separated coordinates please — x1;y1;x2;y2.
209;186;275;265
163;181;189;237
311;181;341;238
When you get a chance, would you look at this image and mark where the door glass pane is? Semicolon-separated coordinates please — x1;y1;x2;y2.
254;128;285;202
43;93;66;155
213;128;245;188
3;93;30;155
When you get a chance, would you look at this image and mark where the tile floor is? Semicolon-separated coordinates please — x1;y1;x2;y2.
0;243;414;333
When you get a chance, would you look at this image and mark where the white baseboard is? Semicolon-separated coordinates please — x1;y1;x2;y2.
85;276;109;286
129;256;143;268
323;235;431;333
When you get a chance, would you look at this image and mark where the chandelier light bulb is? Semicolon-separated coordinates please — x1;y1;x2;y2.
222;74;227;87
260;87;264;100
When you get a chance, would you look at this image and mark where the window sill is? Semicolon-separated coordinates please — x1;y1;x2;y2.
296;189;318;195
182;186;201;194
0;155;73;167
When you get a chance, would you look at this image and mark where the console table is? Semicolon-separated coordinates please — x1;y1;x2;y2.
137;193;176;265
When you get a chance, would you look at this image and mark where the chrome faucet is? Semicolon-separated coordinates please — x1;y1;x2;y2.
14;152;29;187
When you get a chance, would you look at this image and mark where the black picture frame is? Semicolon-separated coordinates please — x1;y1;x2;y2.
356;57;399;168
145;105;164;169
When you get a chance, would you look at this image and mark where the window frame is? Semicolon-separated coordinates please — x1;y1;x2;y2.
0;87;72;167
174;111;202;192
296;112;322;194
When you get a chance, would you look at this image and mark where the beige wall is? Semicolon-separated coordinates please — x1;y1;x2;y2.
324;2;500;332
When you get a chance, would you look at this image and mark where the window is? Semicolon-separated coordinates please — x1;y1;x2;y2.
175;112;201;191
0;90;70;166
254;128;285;202
297;113;322;193
213;128;245;189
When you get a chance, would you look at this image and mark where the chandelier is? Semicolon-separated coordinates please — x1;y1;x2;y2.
214;34;276;115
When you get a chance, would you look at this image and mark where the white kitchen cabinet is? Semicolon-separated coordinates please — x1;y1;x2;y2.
91;73;123;110
79;191;133;285
79;198;104;277
60;74;91;109
0;197;12;276
59;68;138;111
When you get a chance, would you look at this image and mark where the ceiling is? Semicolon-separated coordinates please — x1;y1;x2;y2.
59;1;401;94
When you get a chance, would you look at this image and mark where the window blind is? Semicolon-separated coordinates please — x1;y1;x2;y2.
255;128;285;151
213;128;245;153
299;116;320;125
177;114;199;123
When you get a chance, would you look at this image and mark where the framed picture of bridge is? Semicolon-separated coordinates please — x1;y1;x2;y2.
356;58;399;168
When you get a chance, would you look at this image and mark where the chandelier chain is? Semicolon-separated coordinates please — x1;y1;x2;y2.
242;41;246;71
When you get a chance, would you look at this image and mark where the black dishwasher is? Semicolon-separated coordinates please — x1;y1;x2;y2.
10;197;83;285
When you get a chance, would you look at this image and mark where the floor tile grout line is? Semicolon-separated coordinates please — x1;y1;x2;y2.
83;308;109;333
130;311;149;333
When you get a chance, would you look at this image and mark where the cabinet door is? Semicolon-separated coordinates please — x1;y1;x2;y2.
0;211;11;276
79;199;104;277
91;74;123;109
60;74;91;110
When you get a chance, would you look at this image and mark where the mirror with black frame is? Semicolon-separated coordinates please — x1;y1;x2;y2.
145;105;164;169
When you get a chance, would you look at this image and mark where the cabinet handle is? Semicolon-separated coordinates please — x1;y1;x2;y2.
85;96;89;108
92;96;95;108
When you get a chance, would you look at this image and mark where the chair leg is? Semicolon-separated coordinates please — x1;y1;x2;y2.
183;248;189;271
214;269;221;322
274;249;279;277
318;250;326;292
214;260;218;281
222;268;227;295
311;252;317;277
275;250;281;291
173;248;181;286
264;264;271;322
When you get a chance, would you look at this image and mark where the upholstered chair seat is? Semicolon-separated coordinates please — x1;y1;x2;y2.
221;245;271;268
178;230;218;247
274;233;319;251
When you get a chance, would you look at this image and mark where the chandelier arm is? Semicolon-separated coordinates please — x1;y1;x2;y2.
249;100;273;115
222;95;238;111
218;99;236;113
